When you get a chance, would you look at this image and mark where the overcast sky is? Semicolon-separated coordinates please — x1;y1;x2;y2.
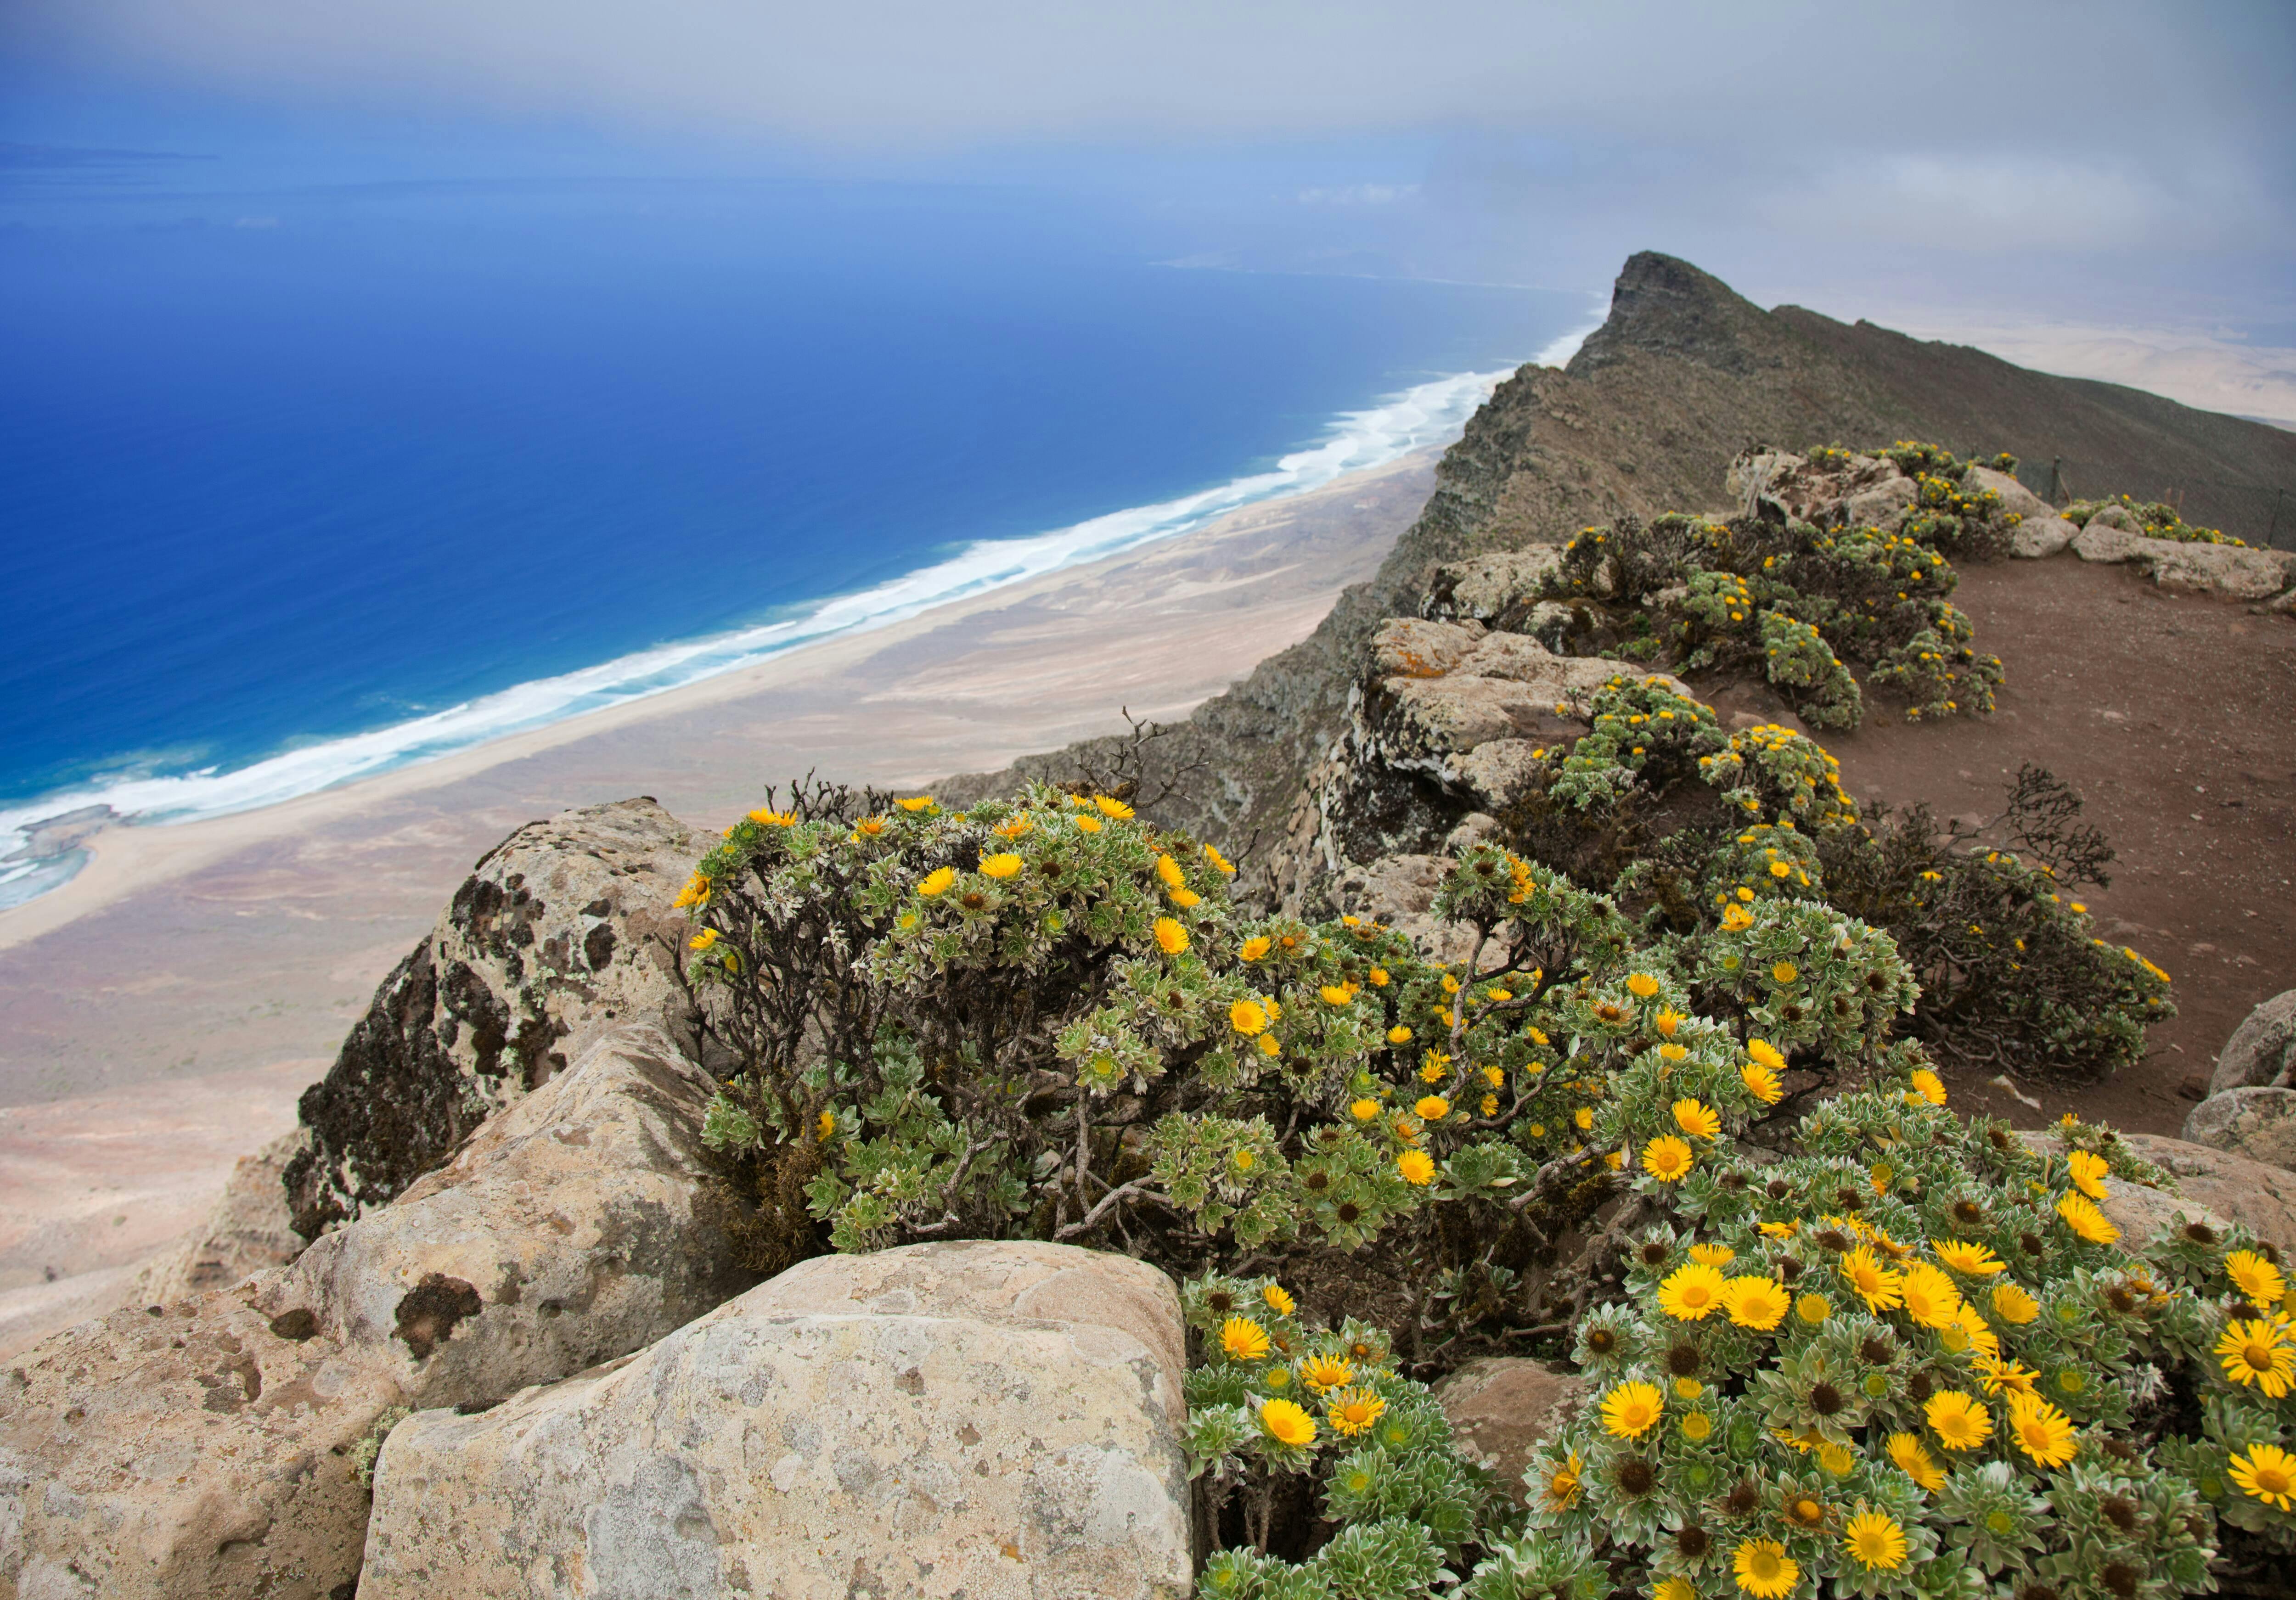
6;0;2293;417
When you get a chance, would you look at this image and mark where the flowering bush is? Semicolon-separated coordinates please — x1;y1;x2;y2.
1544;488;2004;729
2063;494;2248;548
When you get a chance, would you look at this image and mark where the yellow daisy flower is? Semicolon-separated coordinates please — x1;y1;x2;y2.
2217;1318;2296;1398
1260;1398;1316;1447
2004;1394;2077;1468
1397;1150;1436;1186
1326;1386;1386;1436
1221;1317;1271;1361
2056;1191;2119;1245
1925;1390;1992;1451
918;866;957;897
2230;1443;2296;1511
1930;1239;2005;1276
1721;1275;1790;1332
2066;1149;2110;1200
1600;1380;1665;1439
1672;1098;1722;1140
1732;1538;1798;1600
1154;917;1189;955
1842;1509;1908;1572
1659;1262;1728;1321
1642;1135;1695;1183
979;852;1023;878
1886;1431;1944;1491
2227;1249;2285;1308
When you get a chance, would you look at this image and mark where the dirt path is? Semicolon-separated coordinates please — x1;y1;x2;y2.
1811;556;2296;1134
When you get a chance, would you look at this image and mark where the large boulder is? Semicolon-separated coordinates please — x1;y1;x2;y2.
2073;519;2146;564
2215;989;2296;1095
2113;1134;2296;1257
1842;475;1917;530
1424;549;1567;629
359;1241;1191;1600
1433;1358;1587;1505
1964;465;2052;522
2182;1087;2296;1173
2008;514;2078;560
2142;541;2296;601
0;1025;749;1600
286;797;712;1239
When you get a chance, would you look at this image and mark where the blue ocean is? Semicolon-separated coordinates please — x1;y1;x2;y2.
0;173;1588;904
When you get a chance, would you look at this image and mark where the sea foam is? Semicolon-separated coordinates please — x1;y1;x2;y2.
0;365;1514;909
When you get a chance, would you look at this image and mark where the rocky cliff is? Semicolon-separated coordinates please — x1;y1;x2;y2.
943;252;2296;912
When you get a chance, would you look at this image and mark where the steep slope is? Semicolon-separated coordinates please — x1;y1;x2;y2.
941;252;2296;906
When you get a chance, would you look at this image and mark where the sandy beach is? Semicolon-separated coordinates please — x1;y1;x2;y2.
0;444;1437;1353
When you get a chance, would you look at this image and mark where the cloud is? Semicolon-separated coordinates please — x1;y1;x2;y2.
1297;184;1418;206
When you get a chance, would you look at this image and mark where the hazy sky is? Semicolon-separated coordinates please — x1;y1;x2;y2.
6;0;2293;418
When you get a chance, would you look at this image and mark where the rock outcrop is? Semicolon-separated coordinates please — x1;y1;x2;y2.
2182;1086;2296;1173
285;798;712;1240
2020;1130;2296;1258
2212;988;2296;1095
0;1024;747;1600
360;1241;1191;1600
1432;1358;1587;1505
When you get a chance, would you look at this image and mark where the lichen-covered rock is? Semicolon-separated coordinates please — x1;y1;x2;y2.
1423;548;1566;628
2142;540;2296;601
359;1241;1189;1600
1843;475;1917;529
137;1129;310;1304
2214;988;2296;1095
1330;853;1481;964
1370;616;1488;679
2073;520;2146;563
2182;1086;2296;1173
2088;503;2144;534
0;1025;747;1600
1963;464;2051;521
285;797;711;1239
1433;1358;1587;1504
2008;514;2078;559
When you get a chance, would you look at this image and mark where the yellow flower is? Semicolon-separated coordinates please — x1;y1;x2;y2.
1170;888;1201;908
1672;1099;1721;1140
1154;917;1189;955
688;927;720;951
1387;1025;1413;1045
815;1109;838;1141
746;807;795;825
1721;904;1755;931
1655;1577;1696;1600
1255;1284;1295;1319
1261;1398;1316;1448
1991;1281;2041;1325
1925;1390;1992;1451
2230;1443;2296;1512
2005;1394;2077;1468
1397;1149;1437;1186
979;852;1023;878
1689;1242;1735;1267
1326;1386;1386;1437
1601;1380;1665;1439
1204;844;1237;876
1747;1039;1787;1072
1931;1239;2005;1276
1367;966;1389;986
1739;1061;1784;1106
1481;1064;1506;1087
2228;1249;2286;1308
2217;1319;2296;1398
1349;1098;1379;1122
671;872;711;909
1842;1509;1908;1572
1415;1095;1451;1122
1642;1135;1694;1183
854;816;887;837
1155;854;1185;888
2066;1148;2110;1200
2056;1191;2119;1245
1094;795;1134;819
1711;1273;1785;1330
1320;984;1353;1006
1795;1292;1832;1325
1239;936;1272;961
1819;1442;1857;1478
1299;1353;1352;1393
896;796;936;812
1575;1106;1595;1131
1221;1317;1271;1361
1680;1410;1714;1443
1897;1263;1963;1330
1077;815;1103;833
1229;999;1268;1034
1758;1220;1798;1240
1887;1431;1944;1491
1543;1449;1582;1510
1441;973;1462;995
1480;1094;1499;1117
1840;1247;1903;1313
918;866;957;897
1908;1068;1947;1106
1974;1354;2039;1398
1732;1538;1798;1600
1626;972;1660;998
1659;1262;1728;1321
1255;1033;1281;1058
994;815;1032;838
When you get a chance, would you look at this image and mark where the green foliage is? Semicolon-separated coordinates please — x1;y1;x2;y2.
2064;493;2248;547
1546;482;2006;729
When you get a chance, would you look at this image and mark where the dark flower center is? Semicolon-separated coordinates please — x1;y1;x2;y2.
1953;1200;1984;1226
1724;1483;1759;1517
1305;1170;1330;1191
2105;1287;2137;1314
1676;1526;1709;1558
1666;1343;1702;1376
1810;1383;1845;1416
2103;1496;2137;1532
1858;1336;1896;1366
1642;1241;1672;1266
1616;1459;1655;1497
1767;1180;1791;1200
1586;1328;1617;1354
1778;1257;1803;1283
2103;1564;2138;1599
1336;1202;1362;1224
2021;1232;2045;1256
1908;1373;1935;1402
1816;1230;1851;1253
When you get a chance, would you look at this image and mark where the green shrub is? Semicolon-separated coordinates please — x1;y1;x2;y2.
2063;494;2246;547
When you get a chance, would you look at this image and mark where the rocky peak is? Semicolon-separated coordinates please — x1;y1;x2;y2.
1569;249;1789;378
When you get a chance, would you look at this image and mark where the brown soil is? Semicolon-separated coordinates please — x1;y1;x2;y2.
1790;558;2295;1134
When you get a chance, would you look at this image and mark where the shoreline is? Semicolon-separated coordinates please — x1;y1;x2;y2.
0;443;1453;954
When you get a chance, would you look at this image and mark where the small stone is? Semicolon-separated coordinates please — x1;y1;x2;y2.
2183;1086;2296;1173
1433;1358;1587;1504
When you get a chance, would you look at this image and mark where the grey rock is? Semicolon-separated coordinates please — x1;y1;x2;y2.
1964;464;2052;521
1444;812;1503;853
1455;739;1550;811
2108;1134;2296;1257
2073;521;2146;563
2214;988;2296;1095
2088;503;2143;533
360;1242;1191;1600
1434;1358;1587;1504
0;1024;749;1600
2183;1086;2296;1172
2143;540;2295;601
1843;475;1917;529
1426;548;1565;624
2009;513;2078;559
286;797;713;1239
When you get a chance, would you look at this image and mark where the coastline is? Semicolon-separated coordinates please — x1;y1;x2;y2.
0;441;1444;1353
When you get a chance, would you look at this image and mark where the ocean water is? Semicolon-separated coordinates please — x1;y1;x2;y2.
0;180;1588;904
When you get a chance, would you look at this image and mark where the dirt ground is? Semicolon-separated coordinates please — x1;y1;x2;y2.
1804;556;2295;1134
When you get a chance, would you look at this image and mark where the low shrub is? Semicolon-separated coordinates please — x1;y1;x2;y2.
2064;494;2247;548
